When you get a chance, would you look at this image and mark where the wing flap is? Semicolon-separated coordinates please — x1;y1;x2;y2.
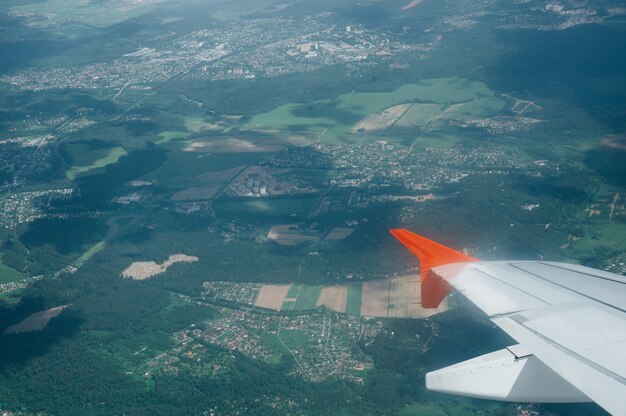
391;230;626;413
426;346;590;403
495;315;626;415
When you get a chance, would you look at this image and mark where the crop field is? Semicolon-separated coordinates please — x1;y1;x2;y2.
293;285;323;310
316;285;348;313
387;275;419;318
254;285;291;310
345;283;363;316
388;275;449;318
361;279;390;317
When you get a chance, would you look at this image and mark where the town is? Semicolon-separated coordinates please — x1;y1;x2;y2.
138;292;382;384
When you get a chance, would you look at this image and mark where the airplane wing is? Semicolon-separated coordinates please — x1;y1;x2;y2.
391;228;626;415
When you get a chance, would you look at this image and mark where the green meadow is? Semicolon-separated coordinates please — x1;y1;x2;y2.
66;146;127;180
246;78;504;143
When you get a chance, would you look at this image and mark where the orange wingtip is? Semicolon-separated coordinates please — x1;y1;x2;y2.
390;228;478;308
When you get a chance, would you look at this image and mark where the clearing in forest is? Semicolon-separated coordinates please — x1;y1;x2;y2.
4;305;71;334
122;254;199;280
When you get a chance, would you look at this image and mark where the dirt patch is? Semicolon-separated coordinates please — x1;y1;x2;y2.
255;285;291;310
601;136;626;151
316;285;348;313
185;136;309;153
4;305;71;334
268;224;319;245
361;280;390;317
401;0;423;10
351;104;410;132
122;254;199;280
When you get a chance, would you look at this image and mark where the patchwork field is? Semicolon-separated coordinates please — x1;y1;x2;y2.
248;275;450;318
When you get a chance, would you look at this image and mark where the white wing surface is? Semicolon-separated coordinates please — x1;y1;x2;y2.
390;229;626;415
430;261;626;415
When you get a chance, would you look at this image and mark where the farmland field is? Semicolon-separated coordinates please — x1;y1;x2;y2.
345;283;363;317
254;285;291;310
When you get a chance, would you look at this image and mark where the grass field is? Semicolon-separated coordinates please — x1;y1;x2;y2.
398;403;448;416
293;285;323;310
246;78;503;143
393;103;445;128
214;196;319;216
282;284;322;311
410;133;460;149
286;284;301;298
72;241;106;269
0;254;26;284
345;283;362;316
8;0;159;28
439;95;505;121
156;130;190;145
66;146;127;180
151;152;269;186
398;401;504;416
279;329;308;349
281;300;296;311
572;221;626;256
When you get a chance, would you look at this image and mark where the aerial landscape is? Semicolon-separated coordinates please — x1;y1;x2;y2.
0;0;625;414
